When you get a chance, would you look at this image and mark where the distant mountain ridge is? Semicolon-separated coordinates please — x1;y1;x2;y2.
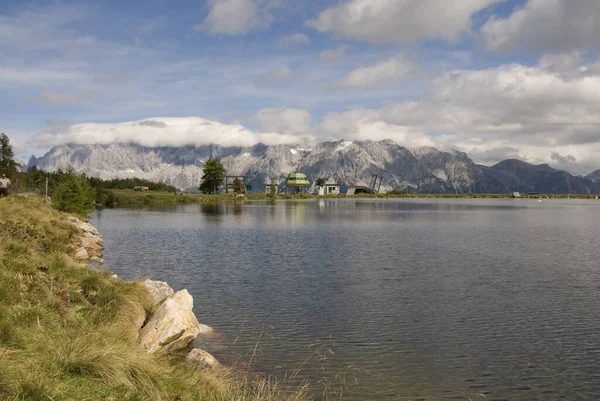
586;170;600;183
28;140;600;194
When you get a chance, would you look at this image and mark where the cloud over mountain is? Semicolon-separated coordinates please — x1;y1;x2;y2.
29;49;600;175
3;1;600;176
33;117;302;148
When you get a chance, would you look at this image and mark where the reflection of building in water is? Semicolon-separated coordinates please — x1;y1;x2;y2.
318;199;325;215
283;201;309;225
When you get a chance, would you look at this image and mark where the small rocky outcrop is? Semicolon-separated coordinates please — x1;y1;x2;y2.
142;279;175;306
68;216;104;263
74;247;89;260
67;217;219;361
138;289;203;354
187;348;220;368
68;216;100;235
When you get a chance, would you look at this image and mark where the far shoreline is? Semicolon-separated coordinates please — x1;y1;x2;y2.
100;189;600;207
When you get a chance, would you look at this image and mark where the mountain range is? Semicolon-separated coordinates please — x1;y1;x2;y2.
28;140;600;194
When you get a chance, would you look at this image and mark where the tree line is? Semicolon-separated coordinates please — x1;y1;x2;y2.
0;133;180;215
0;133;243;213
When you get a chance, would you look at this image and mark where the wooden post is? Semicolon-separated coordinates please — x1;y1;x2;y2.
45;177;48;198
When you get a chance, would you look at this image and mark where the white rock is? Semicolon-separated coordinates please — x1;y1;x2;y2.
83;232;104;244
74;247;89;260
68;217;99;235
138;289;202;354
198;323;215;335
81;236;102;250
186;348;220;368
142;279;175;306
89;256;105;264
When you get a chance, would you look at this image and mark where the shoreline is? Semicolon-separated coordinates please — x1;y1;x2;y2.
0;196;310;400
104;189;600;207
69;213;221;364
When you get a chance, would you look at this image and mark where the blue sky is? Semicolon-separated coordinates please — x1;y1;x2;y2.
1;0;600;174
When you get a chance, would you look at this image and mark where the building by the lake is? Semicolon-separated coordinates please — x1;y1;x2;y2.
316;179;340;195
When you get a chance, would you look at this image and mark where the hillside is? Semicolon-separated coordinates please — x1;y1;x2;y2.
0;196;307;401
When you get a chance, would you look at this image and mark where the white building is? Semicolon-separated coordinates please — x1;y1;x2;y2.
265;184;278;194
325;180;340;195
316;179;340;195
265;179;279;194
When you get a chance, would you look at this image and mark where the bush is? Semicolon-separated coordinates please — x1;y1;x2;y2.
387;189;409;195
52;170;96;216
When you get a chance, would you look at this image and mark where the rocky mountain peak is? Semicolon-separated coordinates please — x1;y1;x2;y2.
27;140;600;194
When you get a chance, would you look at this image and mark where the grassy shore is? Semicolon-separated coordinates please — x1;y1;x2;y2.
0;196;309;401
106;189;600;206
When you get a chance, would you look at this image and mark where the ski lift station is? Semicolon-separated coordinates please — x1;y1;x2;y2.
285;173;311;193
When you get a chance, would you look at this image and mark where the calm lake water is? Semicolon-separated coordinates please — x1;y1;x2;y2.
90;199;600;401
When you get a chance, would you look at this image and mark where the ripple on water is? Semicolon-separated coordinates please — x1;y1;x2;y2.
90;199;600;401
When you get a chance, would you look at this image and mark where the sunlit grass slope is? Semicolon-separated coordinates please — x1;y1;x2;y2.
0;196;309;401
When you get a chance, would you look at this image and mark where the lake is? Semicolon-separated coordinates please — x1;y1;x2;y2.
90;199;600;401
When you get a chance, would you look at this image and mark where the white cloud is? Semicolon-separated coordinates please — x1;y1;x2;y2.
33;117;302;148
536;52;583;78
256;108;312;134
482;0;600;53
278;33;310;46
37;91;100;105
266;66;294;81
196;0;275;35
0;66;86;88
316;58;600;174
336;57;416;88
307;0;502;44
320;45;348;62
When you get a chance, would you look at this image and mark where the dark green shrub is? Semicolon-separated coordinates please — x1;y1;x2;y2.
52;170;96;216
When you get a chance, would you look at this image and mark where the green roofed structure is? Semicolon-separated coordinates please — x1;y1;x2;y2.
285;173;311;193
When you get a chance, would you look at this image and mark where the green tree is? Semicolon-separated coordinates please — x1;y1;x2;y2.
199;158;226;194
232;177;245;194
52;169;96;216
0;133;19;176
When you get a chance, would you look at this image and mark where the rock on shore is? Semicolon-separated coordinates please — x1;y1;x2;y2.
68;219;220;363
139;289;204;353
68;216;104;263
187;348;220;368
142;279;175;305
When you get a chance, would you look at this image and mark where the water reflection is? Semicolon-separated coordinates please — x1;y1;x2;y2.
90;199;600;401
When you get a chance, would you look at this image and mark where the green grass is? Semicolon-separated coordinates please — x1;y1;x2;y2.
106;189;600;206
0;196;310;401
